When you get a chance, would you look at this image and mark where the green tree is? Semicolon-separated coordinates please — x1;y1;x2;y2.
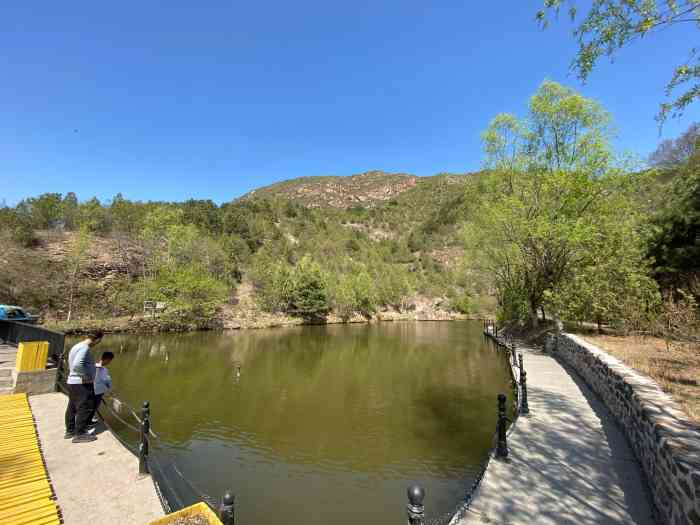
0;205;35;246
253;255;330;319
110;193;145;236
649;122;700;168
647;149;700;287
332;269;379;320
21;193;63;229
545;181;660;328
147;263;229;325
468;81;654;327
181;199;222;234
537;0;700;122
66;226;92;322
287;256;330;319
77;197;109;233
62;192;79;229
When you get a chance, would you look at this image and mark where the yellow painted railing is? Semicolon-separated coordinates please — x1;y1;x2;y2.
148;502;223;524
0;393;60;524
15;342;49;373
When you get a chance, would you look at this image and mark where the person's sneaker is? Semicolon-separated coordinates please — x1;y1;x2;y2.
91;416;99;424
71;434;97;443
64;432;75;440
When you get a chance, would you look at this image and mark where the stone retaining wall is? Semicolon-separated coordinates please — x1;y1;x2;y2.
546;333;700;525
13;369;57;395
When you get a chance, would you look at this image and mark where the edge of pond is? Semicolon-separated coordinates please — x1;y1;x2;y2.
423;324;522;525
45;313;485;335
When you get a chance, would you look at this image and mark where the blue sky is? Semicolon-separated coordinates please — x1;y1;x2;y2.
1;1;697;205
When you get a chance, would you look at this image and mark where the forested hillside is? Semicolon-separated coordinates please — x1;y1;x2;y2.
1;83;698;338
0;171;483;331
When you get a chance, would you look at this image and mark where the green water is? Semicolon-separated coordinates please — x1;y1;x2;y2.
94;321;510;525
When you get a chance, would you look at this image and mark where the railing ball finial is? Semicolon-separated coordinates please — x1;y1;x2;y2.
219;490;235;525
496;393;508;459
406;485;425;525
138;400;151;475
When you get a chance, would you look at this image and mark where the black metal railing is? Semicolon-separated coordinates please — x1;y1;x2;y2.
0;320;65;369
55;318;531;525
401;319;529;525
56;378;235;524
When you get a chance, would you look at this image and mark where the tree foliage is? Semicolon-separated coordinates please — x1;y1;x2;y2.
253;255;331;320
469;81;658;327
537;0;700;122
649;121;700;168
647;140;700;287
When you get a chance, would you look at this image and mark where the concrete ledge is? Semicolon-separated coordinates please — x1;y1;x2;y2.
30;392;163;524
12;368;57;395
547;333;700;525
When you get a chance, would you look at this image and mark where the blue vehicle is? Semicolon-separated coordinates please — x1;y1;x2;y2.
0;305;39;324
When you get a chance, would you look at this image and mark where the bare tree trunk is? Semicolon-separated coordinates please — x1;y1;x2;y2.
66;270;77;322
529;299;539;329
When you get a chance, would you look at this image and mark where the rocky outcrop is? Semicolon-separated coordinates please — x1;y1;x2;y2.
240;171;418;208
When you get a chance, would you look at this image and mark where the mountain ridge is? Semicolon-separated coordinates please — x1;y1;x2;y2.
238;170;473;209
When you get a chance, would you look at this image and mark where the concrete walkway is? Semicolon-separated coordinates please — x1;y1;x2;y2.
29;392;163;525
460;343;657;525
0;343;17;394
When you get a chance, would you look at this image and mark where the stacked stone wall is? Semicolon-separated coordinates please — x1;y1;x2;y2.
546;333;700;525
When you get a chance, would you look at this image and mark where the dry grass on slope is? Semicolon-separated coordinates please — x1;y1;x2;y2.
579;333;699;424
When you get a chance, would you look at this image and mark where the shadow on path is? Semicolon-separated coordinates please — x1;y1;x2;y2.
460;345;657;525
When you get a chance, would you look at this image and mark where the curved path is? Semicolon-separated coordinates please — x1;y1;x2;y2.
459;343;657;525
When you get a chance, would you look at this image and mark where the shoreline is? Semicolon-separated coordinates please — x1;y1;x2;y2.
42;310;482;335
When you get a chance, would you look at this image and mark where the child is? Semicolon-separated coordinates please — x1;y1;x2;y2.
91;351;114;423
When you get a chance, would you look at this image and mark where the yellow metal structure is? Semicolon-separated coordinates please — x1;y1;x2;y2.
147;502;223;525
0;394;60;525
15;342;49;373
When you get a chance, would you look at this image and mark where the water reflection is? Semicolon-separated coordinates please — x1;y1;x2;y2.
98;321;510;525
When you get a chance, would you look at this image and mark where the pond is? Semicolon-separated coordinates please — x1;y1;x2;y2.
94;321;511;525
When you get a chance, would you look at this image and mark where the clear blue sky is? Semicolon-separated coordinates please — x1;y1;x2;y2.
1;1;697;205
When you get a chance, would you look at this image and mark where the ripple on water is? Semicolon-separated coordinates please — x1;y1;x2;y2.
100;322;511;525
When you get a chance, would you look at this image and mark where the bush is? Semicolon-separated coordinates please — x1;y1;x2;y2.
332;270;378;320
146;263;229;321
254;255;330;320
448;291;471;314
286;256;330;319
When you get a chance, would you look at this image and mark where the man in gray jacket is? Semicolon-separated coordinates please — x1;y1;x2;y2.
64;330;103;443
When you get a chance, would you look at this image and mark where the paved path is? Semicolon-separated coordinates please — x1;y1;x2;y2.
460;343;657;525
0;343;17;394
30;392;163;525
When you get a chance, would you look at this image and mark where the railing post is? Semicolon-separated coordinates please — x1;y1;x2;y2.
406;485;425;525
496;393;508;459
138;401;150;475
519;354;530;415
219;490;235;525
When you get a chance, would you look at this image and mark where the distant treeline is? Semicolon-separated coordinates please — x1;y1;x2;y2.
0;177;480;327
1;85;698;335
